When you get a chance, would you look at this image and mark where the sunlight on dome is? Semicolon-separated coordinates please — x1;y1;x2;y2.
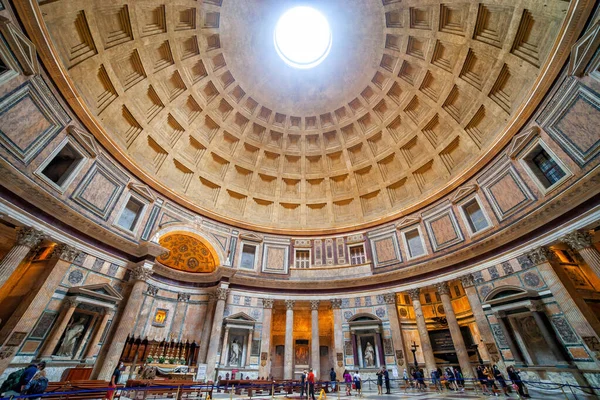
274;6;332;69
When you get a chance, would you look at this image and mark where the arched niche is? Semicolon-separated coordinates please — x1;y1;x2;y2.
156;230;221;273
348;314;384;369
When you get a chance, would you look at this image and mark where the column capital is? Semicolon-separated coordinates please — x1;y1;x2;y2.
310;300;320;310
435;281;450;296
562;231;594;251
261;298;274;309
383;293;397;305
215;287;229;301
146;284;159;296
407;288;420;301
177;292;191;302
65;297;79;308
330;298;342;309
51;243;81;262
494;310;507;318
526;246;557;265
15;226;45;248
285;299;295;310
459;274;475;288
130;264;153;282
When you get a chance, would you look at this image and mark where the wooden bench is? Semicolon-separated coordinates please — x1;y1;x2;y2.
124;379;213;400
43;380;123;400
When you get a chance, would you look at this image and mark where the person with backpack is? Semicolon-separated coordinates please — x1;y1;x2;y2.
353;370;362;396
24;362;48;399
329;367;337;392
0;362;39;396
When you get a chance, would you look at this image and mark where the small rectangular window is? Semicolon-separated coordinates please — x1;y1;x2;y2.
405;229;425;258
349;245;366;265
424;293;431;303
454;285;461;297
434;292;441;302
403;294;410;304
41;143;84;188
295;250;310;268
240;244;257;269
522;144;568;191
117;197;144;231
463;199;489;233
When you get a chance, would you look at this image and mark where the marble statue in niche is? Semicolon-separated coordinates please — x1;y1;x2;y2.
56;315;88;357
229;339;241;365
364;342;375;367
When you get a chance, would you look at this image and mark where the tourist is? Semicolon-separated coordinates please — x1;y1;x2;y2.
477;365;490;395
446;368;459;391
300;369;308;399
416;369;426;391
484;366;498;396
430;369;439;391
330;367;337;391
454;367;465;389
343;370;352;396
493;365;509;397
23;362;48;400
376;367;383;395
507;366;529;398
403;369;410;392
383;367;391;394
307;368;316;400
353;370;362;396
107;361;124;400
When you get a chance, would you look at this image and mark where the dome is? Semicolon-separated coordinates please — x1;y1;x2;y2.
34;0;572;233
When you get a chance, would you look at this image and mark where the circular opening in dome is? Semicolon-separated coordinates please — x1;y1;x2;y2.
274;6;332;69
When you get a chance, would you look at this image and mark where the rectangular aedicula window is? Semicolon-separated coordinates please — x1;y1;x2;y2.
240;244;257;269
463;199;489;233
405;229;425;258
295;250;310;268
521;142;569;192
40;142;84;189
117;197;144;231
349;245;366;265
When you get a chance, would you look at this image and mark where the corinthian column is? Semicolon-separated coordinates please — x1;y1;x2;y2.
0;243;80;376
96;262;153;380
205;285;228;381
284;299;295;379
436;282;473;378
198;293;216;363
259;298;274;378
310;300;320;373
562;231;600;279
407;288;436;372
383;293;406;367
331;299;344;378
0;226;44;289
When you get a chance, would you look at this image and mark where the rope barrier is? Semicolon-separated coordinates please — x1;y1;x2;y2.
1;377;599;400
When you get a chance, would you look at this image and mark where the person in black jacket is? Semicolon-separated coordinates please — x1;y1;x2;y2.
383;368;391;394
300;369;308;399
329;368;337;392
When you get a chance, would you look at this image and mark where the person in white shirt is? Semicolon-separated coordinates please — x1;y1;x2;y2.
353;371;362;396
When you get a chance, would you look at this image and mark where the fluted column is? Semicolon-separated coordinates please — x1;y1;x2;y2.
284;299;295;379
84;310;111;359
562;231;600;279
0;243;80;376
460;275;497;365
408;288;436;371
494;311;525;364
205;286;228;382
220;326;230;365
384;293;406;368
0;226;44;289
39;297;78;358
259;298;274;378
96;262;153;380
310;300;320;373
331;299;344;378
436;282;474;378
527;247;600;340
198;293;216;363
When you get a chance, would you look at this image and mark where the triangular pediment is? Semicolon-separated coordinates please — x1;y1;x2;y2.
129;182;156;202
68;126;98;157
450;184;478;204
68;283;123;303
568;21;600;77
508;126;539;159
225;312;255;322
396;215;421;229
0;17;39;75
239;232;263;243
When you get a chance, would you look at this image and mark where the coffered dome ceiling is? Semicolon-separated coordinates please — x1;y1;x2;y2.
37;0;572;233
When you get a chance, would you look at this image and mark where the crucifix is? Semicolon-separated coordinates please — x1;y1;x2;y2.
410;341;419;369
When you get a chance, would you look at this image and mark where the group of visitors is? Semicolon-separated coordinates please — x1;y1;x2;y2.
342;369;363;396
375;366;391;395
299;368;317;400
0;361;47;397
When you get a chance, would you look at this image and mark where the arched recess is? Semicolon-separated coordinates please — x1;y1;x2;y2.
348;313;384;369
151;223;227;265
483;285;538;305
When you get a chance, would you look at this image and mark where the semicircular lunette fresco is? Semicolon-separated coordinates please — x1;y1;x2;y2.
158;233;217;273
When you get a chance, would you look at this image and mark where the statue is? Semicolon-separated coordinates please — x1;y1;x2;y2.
229;339;240;365
56;317;86;357
364;342;375;367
